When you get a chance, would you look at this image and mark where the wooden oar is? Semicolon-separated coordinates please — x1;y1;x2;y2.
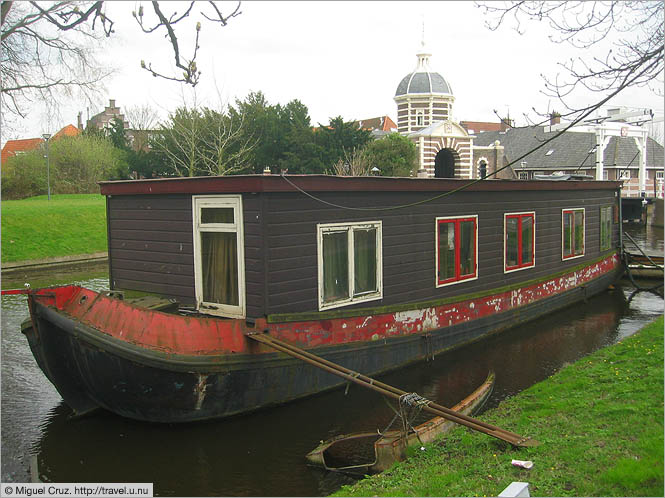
247;332;539;447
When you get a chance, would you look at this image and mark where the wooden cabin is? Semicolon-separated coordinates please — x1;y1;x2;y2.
99;175;621;321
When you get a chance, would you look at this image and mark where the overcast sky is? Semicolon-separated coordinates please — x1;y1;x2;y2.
7;1;664;141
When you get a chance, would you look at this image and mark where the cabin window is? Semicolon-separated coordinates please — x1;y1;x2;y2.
436;216;478;287
600;206;613;251
504;212;535;272
562;208;585;260
317;221;382;310
193;195;245;318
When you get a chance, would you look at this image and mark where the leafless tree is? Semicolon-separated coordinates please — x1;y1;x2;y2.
198;107;256;176
1;1;111;124
124;104;159;131
1;1;241;126
331;147;372;176
477;1;664;123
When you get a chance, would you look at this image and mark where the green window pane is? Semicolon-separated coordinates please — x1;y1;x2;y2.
201;207;234;224
600;207;612;250
521;216;533;264
322;231;349;303
506;217;519;267
574;211;584;255
201;231;238;306
438;222;456;281
563;212;572;256
459;220;475;276
353;227;377;296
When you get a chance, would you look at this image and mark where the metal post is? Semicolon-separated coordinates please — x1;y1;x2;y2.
42;133;51;201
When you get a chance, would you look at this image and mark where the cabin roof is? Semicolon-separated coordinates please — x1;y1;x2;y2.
99;174;621;196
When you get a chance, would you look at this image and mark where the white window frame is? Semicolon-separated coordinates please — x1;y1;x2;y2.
518;171;529;180
656;171;664;180
435;215;479;288
503;211;536;274
561;208;585;261
618;169;631;180
317;221;383;311
192;195;246;319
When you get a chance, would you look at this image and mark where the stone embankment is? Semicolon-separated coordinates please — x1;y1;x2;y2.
1;253;108;279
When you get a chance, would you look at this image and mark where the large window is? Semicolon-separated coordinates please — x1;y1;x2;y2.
562;208;585;260
317;221;382;310
436;216;477;287
600;206;613;251
505;212;535;272
193;195;245;318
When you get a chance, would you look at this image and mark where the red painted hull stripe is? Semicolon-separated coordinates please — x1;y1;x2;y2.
31;254;620;356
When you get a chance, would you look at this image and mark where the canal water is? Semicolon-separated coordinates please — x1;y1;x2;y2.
1;226;662;496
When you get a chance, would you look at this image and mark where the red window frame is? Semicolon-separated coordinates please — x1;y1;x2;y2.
436;216;478;287
562;208;585;260
504;212;535;272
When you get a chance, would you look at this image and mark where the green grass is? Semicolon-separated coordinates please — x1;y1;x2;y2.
1;194;107;263
335;315;664;497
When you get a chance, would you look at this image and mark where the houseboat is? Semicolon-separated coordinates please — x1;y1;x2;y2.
22;175;623;423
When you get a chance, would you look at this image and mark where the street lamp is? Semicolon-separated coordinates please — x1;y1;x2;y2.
42;133;51;201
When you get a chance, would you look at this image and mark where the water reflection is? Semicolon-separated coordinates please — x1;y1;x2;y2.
2;262;663;495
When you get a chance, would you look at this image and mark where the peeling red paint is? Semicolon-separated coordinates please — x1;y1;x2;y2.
31;254;619;356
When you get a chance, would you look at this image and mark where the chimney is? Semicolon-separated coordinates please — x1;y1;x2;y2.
77;112;83;130
550;112;561;125
500;117;511;132
109;99;116;109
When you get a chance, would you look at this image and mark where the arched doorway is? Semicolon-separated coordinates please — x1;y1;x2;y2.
434;148;457;178
478;160;487;179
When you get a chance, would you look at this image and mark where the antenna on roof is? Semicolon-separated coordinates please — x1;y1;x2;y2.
421;16;425;46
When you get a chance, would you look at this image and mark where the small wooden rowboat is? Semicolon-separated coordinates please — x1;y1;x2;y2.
306;371;495;473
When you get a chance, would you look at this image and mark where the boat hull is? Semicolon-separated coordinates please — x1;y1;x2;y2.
22;254;622;423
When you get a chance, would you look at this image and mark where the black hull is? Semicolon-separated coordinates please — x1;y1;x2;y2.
21;267;620;423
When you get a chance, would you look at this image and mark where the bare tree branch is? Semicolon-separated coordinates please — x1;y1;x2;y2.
134;1;241;86
476;1;664;121
1;1;242;130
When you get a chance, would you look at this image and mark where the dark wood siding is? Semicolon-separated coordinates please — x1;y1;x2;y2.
107;181;619;319
260;188;619;315
108;193;265;316
108;194;195;304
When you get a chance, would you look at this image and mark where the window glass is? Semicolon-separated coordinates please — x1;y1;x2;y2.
193;195;245;319
201;207;234;224
460;220;475;277
563;211;572;256
505;217;519;267
318;222;382;310
353;227;377;296
438;221;456;281
201;232;238;306
437;217;477;286
562;209;584;259
600;206;612;250
505;213;534;271
322;231;349;303
574;211;585;256
521;215;534;264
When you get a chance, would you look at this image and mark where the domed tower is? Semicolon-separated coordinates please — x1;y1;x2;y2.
394;42;473;179
394;42;455;134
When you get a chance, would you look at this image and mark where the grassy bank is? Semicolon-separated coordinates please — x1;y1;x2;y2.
335;315;664;497
1;194;107;263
